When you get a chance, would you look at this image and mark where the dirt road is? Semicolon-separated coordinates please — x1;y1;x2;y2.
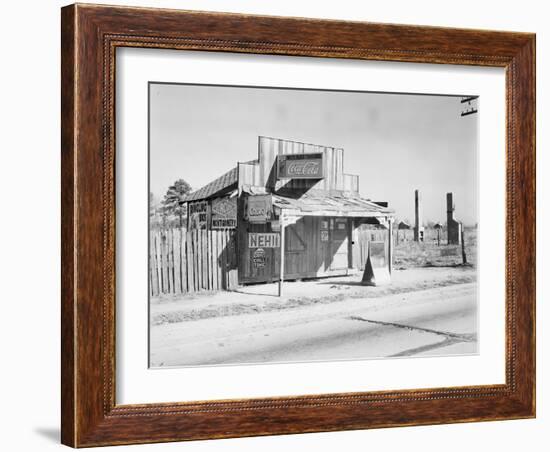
150;279;477;367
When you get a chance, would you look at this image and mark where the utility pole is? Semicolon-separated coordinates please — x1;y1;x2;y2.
460;96;479;117
461;228;467;265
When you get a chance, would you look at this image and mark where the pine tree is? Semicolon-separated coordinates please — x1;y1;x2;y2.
161;179;192;228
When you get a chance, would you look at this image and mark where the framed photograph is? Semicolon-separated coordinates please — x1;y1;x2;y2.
61;3;535;447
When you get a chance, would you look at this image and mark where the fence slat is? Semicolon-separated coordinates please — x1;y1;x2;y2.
186;231;194;294
173;228;181;294
168;229;174;293
219;229;226;290
149;232;158;296
194;230;200;291
212;230;219;291
217;231;223;290
207;230;212;290
180;229;187;293
203;230;207;290
206;230;211;290
150;228;238;296
210;230;216;290
162;232;169;293
154;231;162;293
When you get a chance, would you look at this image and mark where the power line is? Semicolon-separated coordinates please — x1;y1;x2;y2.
460;96;478;117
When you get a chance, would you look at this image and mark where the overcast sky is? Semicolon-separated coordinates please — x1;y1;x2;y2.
149;83;478;225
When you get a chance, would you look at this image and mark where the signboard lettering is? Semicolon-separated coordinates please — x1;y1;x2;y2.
249;233;280;248
277;153;324;179
211;197;237;229
212;219;237;229
246;195;272;223
188;201;208;229
252;248;266;268
320;230;329;242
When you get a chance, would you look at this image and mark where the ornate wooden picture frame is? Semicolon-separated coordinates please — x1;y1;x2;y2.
61;3;535;447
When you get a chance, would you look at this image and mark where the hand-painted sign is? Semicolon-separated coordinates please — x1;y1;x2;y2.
336;221;347;230
277;153;324;179
249;233;280;248
252;248;266;268
246;195;272;223
211;197;237;229
188;201;209;229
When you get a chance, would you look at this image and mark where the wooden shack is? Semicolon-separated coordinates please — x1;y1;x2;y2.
186;136;394;286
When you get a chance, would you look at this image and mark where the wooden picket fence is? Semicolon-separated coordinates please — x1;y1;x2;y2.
149;228;238;296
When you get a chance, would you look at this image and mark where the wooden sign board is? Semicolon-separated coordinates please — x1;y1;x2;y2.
188;201;209;229
211;197;237;229
277;153;324;179
362;240;390;286
249;233;280;248
252;248;266;268
369;241;387;268
246;195;272;223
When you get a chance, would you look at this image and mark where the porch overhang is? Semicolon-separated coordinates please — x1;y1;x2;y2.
272;192;394;220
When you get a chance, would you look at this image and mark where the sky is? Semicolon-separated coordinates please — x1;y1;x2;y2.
149;83;478;225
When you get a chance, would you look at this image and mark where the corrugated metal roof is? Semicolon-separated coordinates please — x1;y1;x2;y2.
185;167;238;202
272;192;393;218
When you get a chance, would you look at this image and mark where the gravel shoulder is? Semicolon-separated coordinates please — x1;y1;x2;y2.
150;266;476;325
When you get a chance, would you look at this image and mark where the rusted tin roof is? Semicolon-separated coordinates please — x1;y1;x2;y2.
185;167;238;202
272;191;393;218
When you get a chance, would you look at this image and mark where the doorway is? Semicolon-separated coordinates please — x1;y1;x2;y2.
329;218;349;271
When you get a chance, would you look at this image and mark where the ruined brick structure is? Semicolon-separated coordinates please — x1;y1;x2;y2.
446;192;462;245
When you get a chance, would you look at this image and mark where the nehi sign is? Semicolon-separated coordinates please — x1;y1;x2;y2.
249;233;281;248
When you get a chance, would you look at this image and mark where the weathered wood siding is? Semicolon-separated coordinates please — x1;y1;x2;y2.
238;136;360;193
239;214;358;284
149;228;238;296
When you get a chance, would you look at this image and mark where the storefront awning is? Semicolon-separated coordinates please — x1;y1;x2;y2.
272;192;394;218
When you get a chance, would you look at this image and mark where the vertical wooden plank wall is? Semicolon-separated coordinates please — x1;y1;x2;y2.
186;230;194;294
149;228;236;296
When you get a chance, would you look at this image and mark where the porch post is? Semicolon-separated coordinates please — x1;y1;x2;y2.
278;211;286;297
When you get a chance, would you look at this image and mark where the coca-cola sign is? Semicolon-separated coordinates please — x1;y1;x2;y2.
277;153;324;179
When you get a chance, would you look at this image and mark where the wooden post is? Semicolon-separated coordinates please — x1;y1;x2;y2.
437;228;440;246
461;225;467;264
388;218;393;275
278;212;286;297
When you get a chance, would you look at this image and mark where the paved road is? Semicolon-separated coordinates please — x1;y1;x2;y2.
150;283;477;367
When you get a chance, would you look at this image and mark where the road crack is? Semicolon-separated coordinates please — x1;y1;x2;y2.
347;315;476;342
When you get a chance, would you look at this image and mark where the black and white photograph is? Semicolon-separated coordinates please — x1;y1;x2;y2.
148;83;479;368
0;0;543;448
